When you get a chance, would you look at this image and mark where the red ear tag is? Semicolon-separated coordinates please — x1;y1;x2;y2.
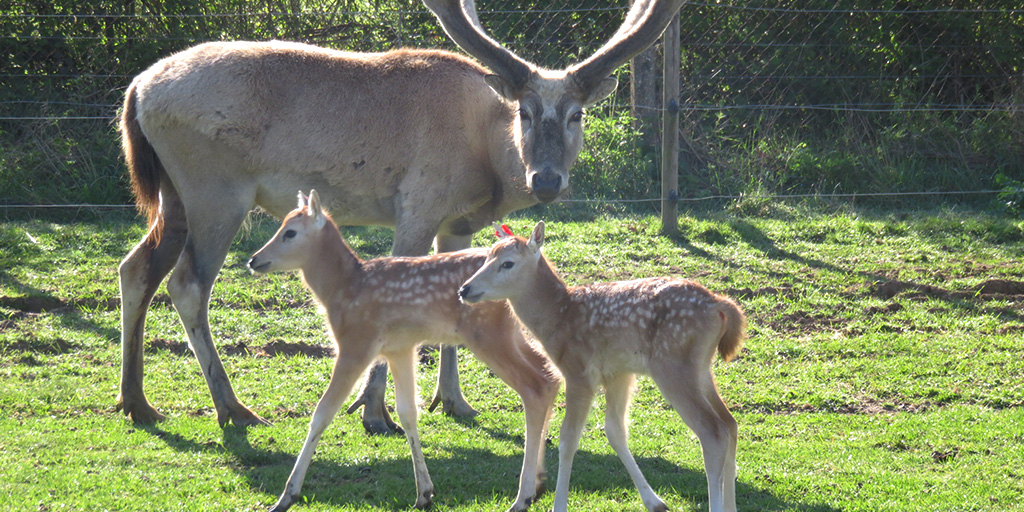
501;224;515;236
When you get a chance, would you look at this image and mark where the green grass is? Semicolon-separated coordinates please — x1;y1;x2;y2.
1;204;1022;511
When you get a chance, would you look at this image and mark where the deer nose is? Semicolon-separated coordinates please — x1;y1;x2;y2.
458;284;471;299
531;172;562;203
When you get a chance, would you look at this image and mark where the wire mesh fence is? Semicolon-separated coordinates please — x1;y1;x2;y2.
2;1;1023;209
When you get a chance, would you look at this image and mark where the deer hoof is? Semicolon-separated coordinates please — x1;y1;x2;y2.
433;395;479;418
232;409;272;427
118;397;166;424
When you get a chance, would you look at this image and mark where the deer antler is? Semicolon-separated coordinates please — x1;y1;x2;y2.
568;0;687;93
422;0;534;91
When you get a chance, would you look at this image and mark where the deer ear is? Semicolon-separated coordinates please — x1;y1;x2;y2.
484;74;520;102
581;76;618;107
297;191;309;209
528;221;545;251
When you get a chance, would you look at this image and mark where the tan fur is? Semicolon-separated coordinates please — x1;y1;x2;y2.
250;192;558;512
115;42;537;428
422;0;688;202
115;0;684;430
460;222;746;512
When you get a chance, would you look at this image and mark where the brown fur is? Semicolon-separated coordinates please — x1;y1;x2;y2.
250;191;558;512
460;222;745;512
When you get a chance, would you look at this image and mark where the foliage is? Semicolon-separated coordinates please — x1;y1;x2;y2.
1;1;1023;207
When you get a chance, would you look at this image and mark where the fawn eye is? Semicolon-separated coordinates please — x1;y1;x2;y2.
283;230;297;240
500;261;515;270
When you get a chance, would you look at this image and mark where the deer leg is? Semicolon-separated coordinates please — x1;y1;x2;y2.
428;233;478;417
650;362;738;512
271;343;379;512
552;377;598;512
603;373;667;512
166;203;268;427
117;181;188;423
464;316;558;511
345;361;401;435
384;346;435;509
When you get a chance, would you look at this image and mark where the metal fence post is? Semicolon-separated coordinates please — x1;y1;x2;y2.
660;14;680;236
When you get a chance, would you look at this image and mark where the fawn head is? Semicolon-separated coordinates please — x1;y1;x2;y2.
459;221;545;303
248;190;328;274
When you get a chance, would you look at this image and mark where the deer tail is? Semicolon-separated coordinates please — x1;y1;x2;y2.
120;81;164;239
714;297;747;362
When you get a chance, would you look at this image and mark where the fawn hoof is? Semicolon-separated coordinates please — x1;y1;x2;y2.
268;497;293;512
648;501;669;512
507;495;534;512
413;488;435;509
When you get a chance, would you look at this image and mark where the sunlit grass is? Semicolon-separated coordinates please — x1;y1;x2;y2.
1;204;1022;511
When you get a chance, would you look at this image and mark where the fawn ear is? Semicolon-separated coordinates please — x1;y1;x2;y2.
528;221;545;251
308;190;325;226
297;191;309;209
494;222;514;239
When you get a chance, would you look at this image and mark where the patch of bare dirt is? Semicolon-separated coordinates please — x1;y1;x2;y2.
724;286;795;299
148;338;335;358
0;294;122;313
776;311;846;333
224;340;334;358
2;336;76;355
148;338;191;356
869;278;1024;301
738;398;932;415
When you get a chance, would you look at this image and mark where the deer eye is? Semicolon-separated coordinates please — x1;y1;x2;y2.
500;261;515;270
283;230;297;240
518;108;531;122
569;110;584;123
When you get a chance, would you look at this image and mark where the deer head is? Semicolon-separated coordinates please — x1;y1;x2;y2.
423;0;685;203
248;190;328;274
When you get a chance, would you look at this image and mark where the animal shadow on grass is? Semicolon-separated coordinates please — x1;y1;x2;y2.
556;449;841;512
138;422;832;511
671;218;1021;321
0;271;121;355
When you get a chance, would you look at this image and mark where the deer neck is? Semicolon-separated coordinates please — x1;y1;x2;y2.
507;255;572;347
489;103;537;215
299;222;363;306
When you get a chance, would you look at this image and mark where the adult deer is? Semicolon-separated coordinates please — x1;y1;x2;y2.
460;222;746;512
249;191;557;511
116;0;685;430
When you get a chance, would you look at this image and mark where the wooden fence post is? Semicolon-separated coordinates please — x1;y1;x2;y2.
660;15;681;235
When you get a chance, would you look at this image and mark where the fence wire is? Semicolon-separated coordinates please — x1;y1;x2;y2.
1;1;1023;207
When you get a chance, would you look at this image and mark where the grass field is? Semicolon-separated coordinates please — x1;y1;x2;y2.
1;203;1022;511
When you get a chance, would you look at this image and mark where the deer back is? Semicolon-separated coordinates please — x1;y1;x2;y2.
129;41;528;228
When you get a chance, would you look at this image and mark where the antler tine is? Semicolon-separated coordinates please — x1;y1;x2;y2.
569;0;686;92
422;0;534;91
